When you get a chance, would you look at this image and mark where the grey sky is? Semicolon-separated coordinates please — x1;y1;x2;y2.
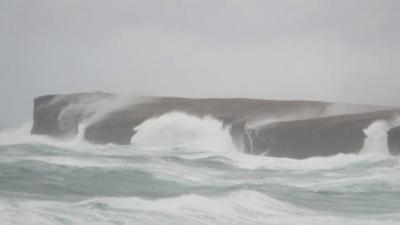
1;0;400;124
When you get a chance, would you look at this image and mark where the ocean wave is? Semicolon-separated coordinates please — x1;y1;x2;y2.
1;190;399;225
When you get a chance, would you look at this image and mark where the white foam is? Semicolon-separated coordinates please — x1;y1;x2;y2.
2;189;399;225
78;190;309;218
361;120;392;155
0;122;58;146
131;111;238;152
53;94;151;141
74;190;400;225
0;122;99;150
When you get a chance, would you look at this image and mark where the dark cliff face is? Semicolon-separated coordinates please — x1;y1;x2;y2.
82;97;330;145
31;92;400;158
246;111;399;159
388;126;400;155
31;92;115;139
31;94;71;138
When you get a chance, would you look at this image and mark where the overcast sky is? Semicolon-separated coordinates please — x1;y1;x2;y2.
1;0;400;124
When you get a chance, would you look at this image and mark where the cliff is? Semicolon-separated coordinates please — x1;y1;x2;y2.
31;92;400;159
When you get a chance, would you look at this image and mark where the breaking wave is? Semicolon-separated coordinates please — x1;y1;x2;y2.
361;120;391;155
1;112;400;224
131;111;238;152
0;122;96;149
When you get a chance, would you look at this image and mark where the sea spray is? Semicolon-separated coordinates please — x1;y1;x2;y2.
53;94;151;141
360;119;400;156
361;120;391;155
130;111;238;152
0;122;34;145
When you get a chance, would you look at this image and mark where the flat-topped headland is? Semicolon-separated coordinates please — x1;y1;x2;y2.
31;92;400;159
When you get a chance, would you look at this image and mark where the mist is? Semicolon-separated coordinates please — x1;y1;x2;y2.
1;0;400;124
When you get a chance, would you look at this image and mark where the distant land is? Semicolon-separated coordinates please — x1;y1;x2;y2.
31;92;400;159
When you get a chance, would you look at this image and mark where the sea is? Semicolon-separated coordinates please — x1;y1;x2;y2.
0;112;399;225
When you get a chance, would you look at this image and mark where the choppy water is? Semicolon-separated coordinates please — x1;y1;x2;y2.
1;143;400;225
0;114;400;225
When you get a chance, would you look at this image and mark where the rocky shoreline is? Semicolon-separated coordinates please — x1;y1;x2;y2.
31;92;400;159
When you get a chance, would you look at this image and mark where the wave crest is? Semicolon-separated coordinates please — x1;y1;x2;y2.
130;112;238;152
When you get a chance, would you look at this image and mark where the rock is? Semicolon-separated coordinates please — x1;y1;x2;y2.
31;92;400;158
